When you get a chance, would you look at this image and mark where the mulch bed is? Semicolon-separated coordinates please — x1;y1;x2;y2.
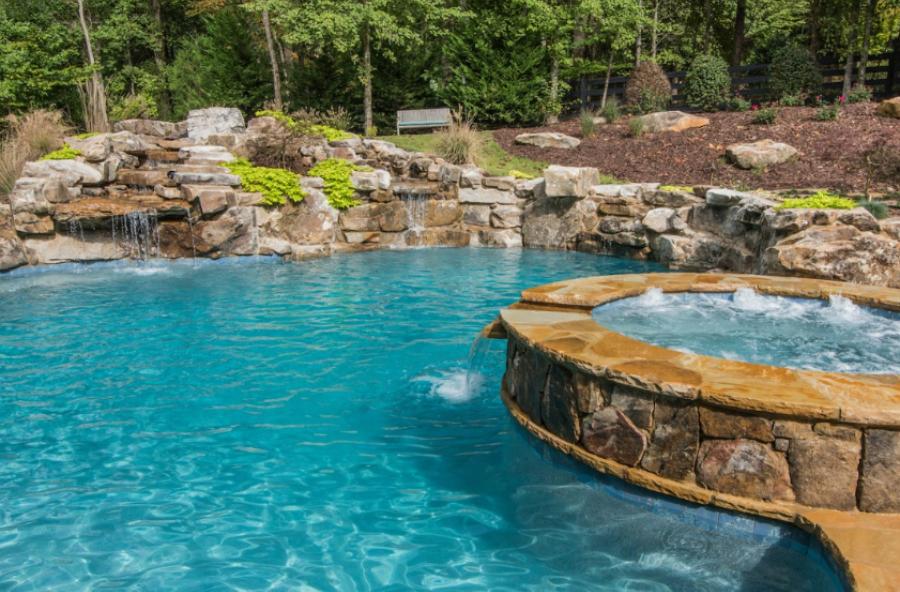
493;103;900;193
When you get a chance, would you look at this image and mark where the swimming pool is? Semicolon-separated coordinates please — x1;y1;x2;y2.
0;250;844;591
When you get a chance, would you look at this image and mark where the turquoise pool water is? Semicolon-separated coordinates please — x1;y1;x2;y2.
0;250;844;591
592;287;900;374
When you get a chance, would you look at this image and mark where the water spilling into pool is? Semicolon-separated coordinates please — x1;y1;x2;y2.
593;287;900;374
0;251;844;590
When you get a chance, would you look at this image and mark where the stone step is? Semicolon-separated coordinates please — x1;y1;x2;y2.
170;170;240;186
116;169;172;188
145;149;181;164
156;138;195;150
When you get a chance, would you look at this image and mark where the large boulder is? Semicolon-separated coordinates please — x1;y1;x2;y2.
8;177;69;214
0;235;27;271
543;165;600;198
514;132;581;150
22;160;104;186
877;96;900;119
114;119;187;139
186;108;246;141
726;139;798;170
256;189;338;249
195;206;255;255
637;111;710;133
764;224;900;288
522;196;599;249
24;234;125;264
66;134;110;162
177;145;235;163
859;429;900;512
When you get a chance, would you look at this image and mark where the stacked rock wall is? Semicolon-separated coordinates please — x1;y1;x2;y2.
1;107;899;289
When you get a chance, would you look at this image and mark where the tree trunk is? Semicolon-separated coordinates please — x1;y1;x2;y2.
262;9;283;111
651;0;659;60
635;0;643;65
362;22;373;134
547;54;560;124
76;0;109;132
601;50;614;108
702;0;712;53
732;0;746;66
149;0;171;118
857;0;877;84
808;0;821;55
842;1;861;96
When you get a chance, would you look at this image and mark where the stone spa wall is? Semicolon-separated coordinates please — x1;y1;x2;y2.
1;107;900;288
498;274;900;515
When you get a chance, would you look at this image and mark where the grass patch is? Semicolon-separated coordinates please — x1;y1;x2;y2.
379;131;547;178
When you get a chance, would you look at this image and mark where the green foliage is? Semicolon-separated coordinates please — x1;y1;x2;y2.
225;158;305;207
628;117;644;137
776;191;855;210
769;44;821;101
683;54;731;112
579;108;596;138
659;184;694;192
624;61;671;114
847;85;872;104
856;200;888;220
727;96;752;112
751;107;777;125
509;169;536;180
779;94;804;107
73;132;99;140
307;158;364;210
110;93;158;122
255;109;355;142
815;100;840;121
599;97;621;123
40;143;81;160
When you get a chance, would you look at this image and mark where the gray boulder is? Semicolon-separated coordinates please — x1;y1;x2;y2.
187;108;246;141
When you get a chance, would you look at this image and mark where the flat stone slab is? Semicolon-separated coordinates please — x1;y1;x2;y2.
726;139;798;170
877;96;900;118
515;132;581;150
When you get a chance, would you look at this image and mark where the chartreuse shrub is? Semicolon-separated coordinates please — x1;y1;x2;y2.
254;110;355;142
509;169;536;180
41;144;82;160
73;132;99;140
683;54;731;112
225;158;305;206
776;190;855;210
307;158;368;210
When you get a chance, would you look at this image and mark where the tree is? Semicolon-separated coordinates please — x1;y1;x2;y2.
76;0;110;131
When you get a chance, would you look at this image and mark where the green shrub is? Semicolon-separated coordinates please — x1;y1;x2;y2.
110;93;158;121
779;94;804;107
628;117;645;138
255;110;355;142
436;118;482;165
307;158;366;210
579;108;596;138
815;100;840;121
856;200;889;219
225;158;305;206
600;97;621;122
509;169;535;180
624;61;671;114
72;132;99;140
727;96;752;112
776;191;855;210
751;107;777;125
847;85;872;104
683;54;731;112
40;143;81;160
292;107;354;132
769;44;821;100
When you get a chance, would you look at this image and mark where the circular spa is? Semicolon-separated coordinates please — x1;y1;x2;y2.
498;272;900;591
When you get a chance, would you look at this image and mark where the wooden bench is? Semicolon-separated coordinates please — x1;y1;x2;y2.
396;108;452;135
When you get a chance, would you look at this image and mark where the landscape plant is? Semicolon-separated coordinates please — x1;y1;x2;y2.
847;85;872;103
627;117;645;137
225;158;305;206
600;97;621;123
624;61;671;114
775;191;856;210
307;158;367;210
0;109;69;195
579;108;596;138
683;54;731;112
769;44;821;101
751;107;777;125
40;144;82;160
815;99;841;121
436;118;481;165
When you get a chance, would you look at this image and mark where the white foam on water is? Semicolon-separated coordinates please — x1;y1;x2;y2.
827;295;868;324
635;287;666;306
416;369;483;403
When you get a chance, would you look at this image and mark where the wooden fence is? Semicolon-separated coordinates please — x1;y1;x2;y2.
573;42;900;110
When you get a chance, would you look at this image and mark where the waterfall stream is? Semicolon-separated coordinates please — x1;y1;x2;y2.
112;210;161;260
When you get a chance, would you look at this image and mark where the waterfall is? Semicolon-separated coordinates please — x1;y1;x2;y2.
186;214;198;261
403;195;427;232
112;209;160;260
464;334;495;397
66;219;85;243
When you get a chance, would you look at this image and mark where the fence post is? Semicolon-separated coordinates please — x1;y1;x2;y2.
887;38;900;97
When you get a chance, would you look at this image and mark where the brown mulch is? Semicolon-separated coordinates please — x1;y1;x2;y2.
493;103;900;193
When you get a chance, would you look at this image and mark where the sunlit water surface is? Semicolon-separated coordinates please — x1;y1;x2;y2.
0;250;844;591
593;287;900;374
